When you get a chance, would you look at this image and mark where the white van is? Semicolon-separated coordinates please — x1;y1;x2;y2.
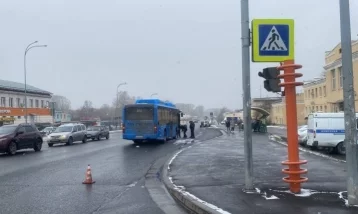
307;112;358;155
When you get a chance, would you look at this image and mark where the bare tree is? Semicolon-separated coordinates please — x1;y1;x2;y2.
216;107;230;122
51;95;71;112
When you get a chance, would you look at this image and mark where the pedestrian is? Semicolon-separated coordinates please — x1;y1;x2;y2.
225;119;230;132
237;117;243;131
176;126;181;138
189;121;195;138
230;119;235;132
183;123;188;138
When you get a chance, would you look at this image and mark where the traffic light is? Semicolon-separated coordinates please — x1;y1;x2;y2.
258;67;281;92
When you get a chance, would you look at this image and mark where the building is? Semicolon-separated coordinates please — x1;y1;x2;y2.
323;40;358;112
303;78;328;115
54;110;72;123
270;93;305;125
0;79;52;125
251;97;283;108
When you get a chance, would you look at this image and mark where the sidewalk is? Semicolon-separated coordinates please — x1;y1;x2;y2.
163;130;358;214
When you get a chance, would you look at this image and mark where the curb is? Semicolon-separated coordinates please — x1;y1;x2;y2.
162;129;228;214
268;134;346;163
162;154;223;214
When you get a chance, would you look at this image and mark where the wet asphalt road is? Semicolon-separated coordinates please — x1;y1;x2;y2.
0;127;222;214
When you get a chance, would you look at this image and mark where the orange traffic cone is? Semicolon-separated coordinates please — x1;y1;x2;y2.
82;164;95;184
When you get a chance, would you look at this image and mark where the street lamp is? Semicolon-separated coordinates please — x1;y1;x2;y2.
115;82;127;129
24;41;47;123
150;93;158;97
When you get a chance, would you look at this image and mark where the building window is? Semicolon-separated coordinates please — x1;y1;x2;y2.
320;106;322;111
331;69;336;90
311;90;314;98
46;101;49;108
315;88;318;97
323;86;326;96
9;98;13;107
324;106;327;112
1;97;6;107
308;90;311;98
316;106;318;112
35;100;39;108
319;87;322;96
338;67;343;88
30;99;33;108
41;100;44;108
16;98;21;107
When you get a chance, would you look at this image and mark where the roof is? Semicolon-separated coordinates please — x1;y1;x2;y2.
135;99;176;108
252;97;282;102
0;79;51;95
325;40;358;57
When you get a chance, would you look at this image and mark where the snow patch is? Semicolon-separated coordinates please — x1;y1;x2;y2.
267;125;286;129
247;188;279;200
169;178;231;214
127;181;137;188
136;145;140;148
167;150;184;170
269;135;346;163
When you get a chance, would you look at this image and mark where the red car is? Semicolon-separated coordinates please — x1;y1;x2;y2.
0;124;43;155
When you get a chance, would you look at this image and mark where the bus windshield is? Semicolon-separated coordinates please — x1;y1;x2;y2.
125;106;154;120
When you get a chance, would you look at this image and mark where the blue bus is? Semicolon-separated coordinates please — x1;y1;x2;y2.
122;99;181;143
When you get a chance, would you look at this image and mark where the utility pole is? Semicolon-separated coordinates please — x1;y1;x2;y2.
241;0;253;190
339;0;358;205
260;84;262;98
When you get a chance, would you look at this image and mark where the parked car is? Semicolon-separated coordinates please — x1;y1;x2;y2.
87;125;110;141
298;125;308;146
0;123;43;155
40;126;56;136
47;123;87;147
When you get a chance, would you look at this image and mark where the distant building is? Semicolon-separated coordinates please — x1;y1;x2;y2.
0;79;52;125
54;110;72;123
270;93;305;125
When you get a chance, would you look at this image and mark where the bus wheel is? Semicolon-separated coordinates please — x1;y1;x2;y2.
133;140;142;144
162;131;167;143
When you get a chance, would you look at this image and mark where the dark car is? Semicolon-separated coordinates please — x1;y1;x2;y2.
87;125;110;141
0;124;43;155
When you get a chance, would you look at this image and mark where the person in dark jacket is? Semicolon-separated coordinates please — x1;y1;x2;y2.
189;121;195;138
176;126;181;138
225;119;230;132
182;124;188;138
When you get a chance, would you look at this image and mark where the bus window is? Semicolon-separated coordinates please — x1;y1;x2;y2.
125;107;154;120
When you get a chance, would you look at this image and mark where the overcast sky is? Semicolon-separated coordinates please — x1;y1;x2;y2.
1;0;357;110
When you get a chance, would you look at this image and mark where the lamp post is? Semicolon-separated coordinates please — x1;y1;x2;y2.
24;41;47;123
116;82;127;129
150;93;158;98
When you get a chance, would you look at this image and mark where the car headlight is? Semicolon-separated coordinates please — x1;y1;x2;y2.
59;135;67;139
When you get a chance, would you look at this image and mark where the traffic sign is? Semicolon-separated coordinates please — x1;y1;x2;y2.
252;19;294;62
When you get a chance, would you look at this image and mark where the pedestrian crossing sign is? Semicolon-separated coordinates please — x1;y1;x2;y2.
251;19;294;62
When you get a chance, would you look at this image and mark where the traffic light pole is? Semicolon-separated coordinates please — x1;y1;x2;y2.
339;0;358;205
241;0;253;190
278;60;307;193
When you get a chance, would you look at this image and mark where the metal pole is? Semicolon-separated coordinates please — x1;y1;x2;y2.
116;82;127;129
339;0;358;205
241;0;253;190
24;51;28;124
24;42;47;124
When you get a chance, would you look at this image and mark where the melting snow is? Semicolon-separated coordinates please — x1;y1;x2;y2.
127;181;137;188
167;150;183;170
136;145;140;148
